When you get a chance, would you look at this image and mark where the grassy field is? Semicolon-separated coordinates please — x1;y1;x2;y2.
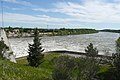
0;53;61;80
0;53;110;80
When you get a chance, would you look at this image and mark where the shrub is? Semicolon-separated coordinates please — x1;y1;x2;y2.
52;56;75;80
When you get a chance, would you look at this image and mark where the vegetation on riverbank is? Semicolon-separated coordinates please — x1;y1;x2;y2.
4;27;98;37
1;52;115;80
0;53;60;80
0;38;8;59
100;29;120;33
97;37;120;80
0;41;119;80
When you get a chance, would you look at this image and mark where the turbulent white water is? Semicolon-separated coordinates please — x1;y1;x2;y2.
9;32;119;58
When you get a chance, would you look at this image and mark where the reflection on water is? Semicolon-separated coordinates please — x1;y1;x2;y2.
9;32;119;58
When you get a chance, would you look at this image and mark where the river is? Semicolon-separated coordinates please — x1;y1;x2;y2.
9;32;119;58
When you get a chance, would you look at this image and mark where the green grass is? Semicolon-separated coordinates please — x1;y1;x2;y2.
0;53;111;80
0;53;61;80
98;65;110;74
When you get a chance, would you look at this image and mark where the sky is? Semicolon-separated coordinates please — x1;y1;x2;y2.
0;0;120;29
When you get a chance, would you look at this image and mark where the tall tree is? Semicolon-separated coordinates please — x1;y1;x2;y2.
77;43;100;80
27;28;44;67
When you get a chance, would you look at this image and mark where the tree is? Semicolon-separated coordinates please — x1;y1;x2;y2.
97;37;120;80
8;26;13;32
27;28;44;67
0;38;8;59
111;37;120;79
116;37;120;53
77;43;100;80
85;43;98;57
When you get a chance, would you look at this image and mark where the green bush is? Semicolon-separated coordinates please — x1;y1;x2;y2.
116;37;120;47
52;56;75;80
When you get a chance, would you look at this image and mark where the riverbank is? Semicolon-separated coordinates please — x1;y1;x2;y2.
4;27;98;38
100;29;120;33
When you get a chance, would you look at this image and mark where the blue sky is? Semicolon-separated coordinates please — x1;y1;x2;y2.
0;0;120;29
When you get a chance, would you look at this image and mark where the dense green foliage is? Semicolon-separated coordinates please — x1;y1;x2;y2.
100;29;120;33
52;43;101;80
0;53;60;80
0;38;8;59
51;28;98;36
4;27;98;37
52;56;75;80
116;37;120;48
77;43;100;80
111;37;120;79
27;28;44;67
0;52;111;80
97;37;120;80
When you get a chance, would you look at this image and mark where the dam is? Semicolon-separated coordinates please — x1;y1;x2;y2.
0;29;16;63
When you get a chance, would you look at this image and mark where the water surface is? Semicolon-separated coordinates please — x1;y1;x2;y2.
9;32;119;58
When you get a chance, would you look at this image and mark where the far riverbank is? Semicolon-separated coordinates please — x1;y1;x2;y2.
4;27;98;38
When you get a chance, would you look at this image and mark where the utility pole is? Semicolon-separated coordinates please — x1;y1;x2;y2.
1;1;4;28
0;1;4;37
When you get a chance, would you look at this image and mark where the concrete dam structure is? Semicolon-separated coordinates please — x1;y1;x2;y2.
0;29;16;63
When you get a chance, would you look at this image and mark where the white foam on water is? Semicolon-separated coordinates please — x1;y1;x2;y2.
9;32;119;58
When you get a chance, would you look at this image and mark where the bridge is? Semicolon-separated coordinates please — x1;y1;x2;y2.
0;29;16;63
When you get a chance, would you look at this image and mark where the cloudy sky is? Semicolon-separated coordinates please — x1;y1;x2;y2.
0;0;120;29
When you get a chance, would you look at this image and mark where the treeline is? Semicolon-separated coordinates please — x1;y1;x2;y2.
100;29;120;33
52;28;98;36
4;26;98;37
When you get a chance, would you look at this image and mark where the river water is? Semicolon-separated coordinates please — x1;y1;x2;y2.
9;32;119;58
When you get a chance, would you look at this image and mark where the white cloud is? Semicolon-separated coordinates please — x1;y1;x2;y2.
2;0;120;28
33;0;120;23
0;12;74;25
11;8;23;10
0;12;85;28
2;0;33;6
